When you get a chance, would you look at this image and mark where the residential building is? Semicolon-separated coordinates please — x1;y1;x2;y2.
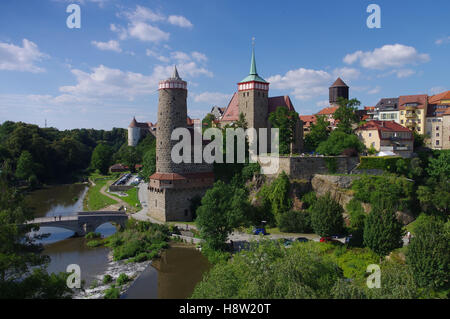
356;120;414;158
425;90;450;149
398;94;428;134
299;115;316;135
374;98;400;123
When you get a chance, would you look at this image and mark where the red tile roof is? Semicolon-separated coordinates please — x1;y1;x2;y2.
330;77;349;87
149;171;214;181
221;92;239;122
268;96;295;113
299;115;317;127
358;120;412;133
398;94;428;110
316;106;339;115
428;90;450;104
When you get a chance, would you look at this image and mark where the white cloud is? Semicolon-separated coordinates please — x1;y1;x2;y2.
91;40;122;52
146;49;170;63
368;86;381;95
192;51;208;63
127;22;170;42
53;0;110;7
110;24;128;40
123;5;165;23
396;69;415;78
268;68;333;100
333;67;360;80
429;87;446;95
168;15;193;28
0;39;47;73
344;44;430;70
171;51;192;63
193;92;231;105
435;36;450;45
316;100;329;107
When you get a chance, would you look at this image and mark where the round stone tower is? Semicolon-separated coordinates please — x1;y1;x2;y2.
156;66;188;174
128;117;141;146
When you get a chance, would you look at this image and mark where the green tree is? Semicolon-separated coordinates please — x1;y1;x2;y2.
0;175;72;298
304;115;329;152
426;150;450;180
90;143;113;175
363;205;404;256
196;181;249;250
316;130;364;156
15;150;35;180
269;106;299;155
119;146;140;173
406;216;449;289
310;193;345;237
140;148;156;181
333;97;360;134
268;171;292;224
202;113;215;132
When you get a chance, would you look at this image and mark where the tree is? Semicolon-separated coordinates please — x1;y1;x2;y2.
333;97;360;134
0;175;72;298
363;205;404;256
269;106;299;155
268;171;292;224
316;130;364;156
90;143;113;175
406;216;449;289
15;150;35;180
196;181;249;250
202;113;215;132
140;148;156;181
310;193;345;237
426;150;450;180
304;115;329;152
118;146;140;173
234;112;248;130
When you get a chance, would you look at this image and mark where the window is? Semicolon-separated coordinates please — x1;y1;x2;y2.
436;126;440;130
436;140;440;146
436;133;439;137
369;132;372;137
155;200;157;207
417;127;421;132
401;120;404;124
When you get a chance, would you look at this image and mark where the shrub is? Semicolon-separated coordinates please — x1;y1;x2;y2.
103;274;113;285
301;191;317;209
310;193;345;237
116;273;130;286
86;239;103;248
324;157;337;173
85;232;101;239
278;210;312;233
316;131;364;156
104;285;120;299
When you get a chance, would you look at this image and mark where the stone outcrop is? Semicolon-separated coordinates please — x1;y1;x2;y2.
311;174;359;210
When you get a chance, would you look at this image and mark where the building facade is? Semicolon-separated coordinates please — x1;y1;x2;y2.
398;94;428;134
356;120;414;157
425;91;450;149
147;67;214;222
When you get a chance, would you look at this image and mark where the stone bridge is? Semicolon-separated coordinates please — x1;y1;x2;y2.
27;211;129;236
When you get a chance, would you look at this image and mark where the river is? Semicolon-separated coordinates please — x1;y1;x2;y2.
25;184;210;299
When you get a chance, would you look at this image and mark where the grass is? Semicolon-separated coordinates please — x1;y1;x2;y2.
265;227;317;238
83;172;120;211
108;187;142;212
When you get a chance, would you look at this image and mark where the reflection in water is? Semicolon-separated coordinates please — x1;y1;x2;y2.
123;246;211;299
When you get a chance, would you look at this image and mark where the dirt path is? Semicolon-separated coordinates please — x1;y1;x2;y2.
88;177;132;212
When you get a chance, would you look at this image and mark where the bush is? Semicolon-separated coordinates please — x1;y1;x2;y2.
358;156;407;172
104;285;120;299
316;131;364;156
86;239;103;248
85;232;101;239
310;193;345;237
116;273;130;286
301;191;317;209
103;274;113;285
278;210;312;233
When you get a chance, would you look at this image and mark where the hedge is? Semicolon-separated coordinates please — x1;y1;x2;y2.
358;156;410;172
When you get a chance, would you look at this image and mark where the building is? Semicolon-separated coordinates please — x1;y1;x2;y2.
443;107;450;150
219;47;303;153
374;98;400;123
398;94;428;134
128;118;156;146
299;115;316;135
425;90;450;149
356;120;414;158
210;106;225;120
147;67;214;222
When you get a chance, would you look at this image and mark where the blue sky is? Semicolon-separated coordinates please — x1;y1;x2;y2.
0;0;449;130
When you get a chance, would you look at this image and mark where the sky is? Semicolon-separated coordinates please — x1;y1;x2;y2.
0;0;449;130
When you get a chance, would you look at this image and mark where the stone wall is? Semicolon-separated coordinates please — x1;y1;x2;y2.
259;155;359;180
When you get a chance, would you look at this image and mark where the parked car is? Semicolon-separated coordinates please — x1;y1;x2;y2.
320;236;343;245
295;237;309;243
253;228;267;235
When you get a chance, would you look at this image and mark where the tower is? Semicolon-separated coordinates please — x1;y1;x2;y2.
128;117;141;146
238;43;269;131
148;67;214;222
156;66;188;174
329;77;349;106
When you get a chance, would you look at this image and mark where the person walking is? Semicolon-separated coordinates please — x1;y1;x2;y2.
407;231;411;244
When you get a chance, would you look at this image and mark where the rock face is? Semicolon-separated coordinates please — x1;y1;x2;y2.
311;174;359;210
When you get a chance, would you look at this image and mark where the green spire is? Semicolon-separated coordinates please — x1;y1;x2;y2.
249;46;257;75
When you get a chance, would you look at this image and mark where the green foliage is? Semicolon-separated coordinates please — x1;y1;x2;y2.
200;245;231;265
86;240;103;248
332;248;378;283
85;232;101;239
367;145;377;155
116;273;130;286
359;156;405;172
192;241;341;299
301;191;317;209
324;157;337;173
105;220;170;262
15;150;36;180
304;115;329;152
268;172;292;224
103;274;113;284
104;285;120;299
202;113;215;132
346;199;366;230
333;97;361;134
140;148;156;182
426;150;450;180
310;193;345;237
406;216;449;289
278;210;312;233
90;143;113;175
413;131;426;149
363;205;404;256
268;106;299;155
316;131;364;156
195;181;250;250
352;175;414;212
0;175;72;299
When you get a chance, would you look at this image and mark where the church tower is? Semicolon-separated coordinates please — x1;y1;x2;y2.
238;44;269;131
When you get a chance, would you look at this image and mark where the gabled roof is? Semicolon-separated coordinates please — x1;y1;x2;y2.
330;77;348;88
428;90;450;104
357;120;412;133
316;106;339;115
299;115;317;127
221;92;239;122
268;96;295;113
398;94;428;110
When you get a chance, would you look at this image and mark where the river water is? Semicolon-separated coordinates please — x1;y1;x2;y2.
25;184;210;299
